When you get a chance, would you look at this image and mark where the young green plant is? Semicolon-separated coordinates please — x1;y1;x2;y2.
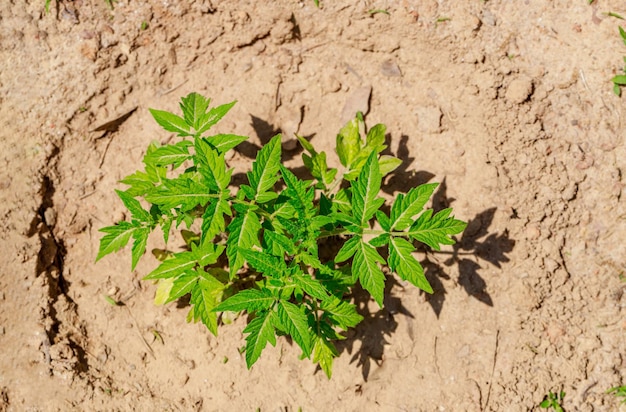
540;391;565;412
96;92;466;377
607;385;626;404
612;26;626;96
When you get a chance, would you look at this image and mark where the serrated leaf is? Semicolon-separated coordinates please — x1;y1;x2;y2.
375;210;391;231
313;335;338;379
188;274;225;335
369;233;389;248
333;189;352;214
149;108;191;136
196;101;237;135
213;289;275;312
388;237;432;293
240;249;288;277
190;241;224;267
179;92;210;130
246;135;281;202
202;134;249;155
226;204;262;277
96;221;137;261
131;227;150;270
143;141;192;168
277;300;312;357
336;117;362;168
146;178;213;211
264;230;296;256
291;273;329;300
195;138;232;191
353;240;386;307
120;171;154;197
320;297;363;329
201;193;230;242
243;310;277;368
115;190;151;223
351;152;384;226
390;183;439;231
335;236;359;263
144;251;195;279
408;208;467;250
164;271;198;303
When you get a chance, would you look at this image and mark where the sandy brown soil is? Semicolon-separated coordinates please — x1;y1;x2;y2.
1;0;626;410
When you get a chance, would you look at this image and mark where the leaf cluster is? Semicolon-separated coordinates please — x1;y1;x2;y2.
96;92;466;377
539;391;565;412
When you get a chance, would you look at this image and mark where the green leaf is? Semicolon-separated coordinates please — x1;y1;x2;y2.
336;117;362;168
375;210;391;231
313;335;338;378
277;300;313;357
613;75;626;85
408;208;467;250
246;135;282;202
154;278;174;305
335;236;360;263
201;193;231;242
143;141;193;168
96;222;137;261
179;92;210;130
196;101;237;135
131;227;150;270
149;108;191;136
143;251;195;279
264;230;296;256
388;237;433;293
120;171;154;197
365;123;386;150
226;204;262;277
194;138;232;191
353;240;386;307
146;178;213;211
378;155;402;176
164;271;198;303
333;189;352;214
190;241;224;267
320;297;363;329
213;289;275;312
240;249;288;277
390;183;439;231
202;134;249;155
351;152;385;226
243;310;277;368
620;26;626;45
291;273;329;300
115;190;152;222
188;272;226;335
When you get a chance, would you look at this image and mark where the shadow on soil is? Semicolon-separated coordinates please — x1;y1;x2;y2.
330;134;515;381
227;125;515;381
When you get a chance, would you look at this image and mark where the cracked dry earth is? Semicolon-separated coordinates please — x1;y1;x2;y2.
1;0;626;411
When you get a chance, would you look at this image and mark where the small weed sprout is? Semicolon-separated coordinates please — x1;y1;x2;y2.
612;26;626;96
540;391;565;412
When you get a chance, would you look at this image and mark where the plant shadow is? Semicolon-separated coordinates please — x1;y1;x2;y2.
334;278;412;381
328;133;515;380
